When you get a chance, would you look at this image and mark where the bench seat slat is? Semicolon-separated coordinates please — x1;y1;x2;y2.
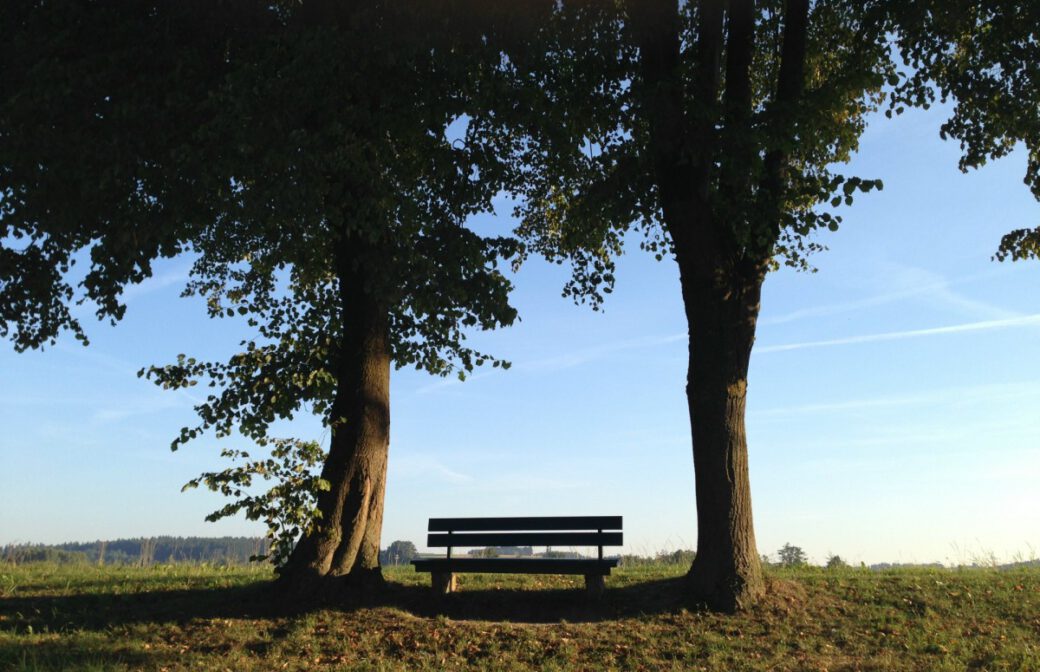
412;557;619;575
428;516;622;532
427;531;622;548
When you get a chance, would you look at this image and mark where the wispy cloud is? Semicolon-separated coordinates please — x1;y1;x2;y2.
468;474;590;493
391;455;473;484
68;266;191;322
415;332;686;394
53;343;136;375
762;264;1022;326
50;344;207;409
756;380;1040;418
875;263;1022;320
390;454;590;492
118;267;191;304
418;267;1031;393
757;413;1040;456
519;333;685;373
414;368;501;395
757;314;1040;355
90;393;191;424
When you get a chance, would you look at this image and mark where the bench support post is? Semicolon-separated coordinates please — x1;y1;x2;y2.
432;571;457;594
584;573;605;598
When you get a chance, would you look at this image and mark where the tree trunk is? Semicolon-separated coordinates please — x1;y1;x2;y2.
277;246;391;597
680;265;766;612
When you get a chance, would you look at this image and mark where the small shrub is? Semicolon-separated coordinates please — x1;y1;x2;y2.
778;543;808;568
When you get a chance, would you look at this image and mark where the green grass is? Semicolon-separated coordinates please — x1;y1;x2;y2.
2;561;1038;670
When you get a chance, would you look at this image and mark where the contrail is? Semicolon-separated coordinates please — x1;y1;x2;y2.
757;314;1040;354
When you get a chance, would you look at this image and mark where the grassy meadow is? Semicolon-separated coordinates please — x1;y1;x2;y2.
2;561;1038;671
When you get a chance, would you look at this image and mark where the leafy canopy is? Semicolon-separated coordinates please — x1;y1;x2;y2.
891;1;1040;261
142;5;521;450
0;0;257;350
482;0;892;304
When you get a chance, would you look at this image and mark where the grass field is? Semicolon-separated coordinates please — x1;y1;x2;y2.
2;561;1038;671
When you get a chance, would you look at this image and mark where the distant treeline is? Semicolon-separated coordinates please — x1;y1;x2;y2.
6;539;1036;570
2;537;270;566
4;537;445;567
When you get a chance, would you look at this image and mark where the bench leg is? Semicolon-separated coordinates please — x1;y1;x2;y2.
432;571;457;594
584;573;605;598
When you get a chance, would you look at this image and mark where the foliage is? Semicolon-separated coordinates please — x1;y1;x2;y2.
135;4;520;448
0;1;255;351
5;4;523;570
778;543;809;568
490;0;893;302
181;439;330;567
621;549;696;567
826;554;849;569
469;547;501;558
483;1;900;608
381;541;419;566
656;549;697;565
3;563;1039;670
891;1;1040;262
3;538;271;567
0;546;89;565
73;3;527;570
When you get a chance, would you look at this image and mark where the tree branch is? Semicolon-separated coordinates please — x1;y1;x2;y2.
631;0;725;271
718;0;757;242
755;0;809;265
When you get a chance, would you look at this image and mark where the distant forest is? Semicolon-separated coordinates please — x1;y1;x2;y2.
2;537;271;565
2;537;426;566
5;539;1036;570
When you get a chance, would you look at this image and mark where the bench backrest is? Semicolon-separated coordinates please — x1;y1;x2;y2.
427;516;623;560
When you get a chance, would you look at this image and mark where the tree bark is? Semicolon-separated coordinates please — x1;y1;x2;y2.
679;264;766;612
277;241;391;597
633;0;766;611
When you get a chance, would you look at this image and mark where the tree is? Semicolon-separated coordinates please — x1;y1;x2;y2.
1;1;258;350
891;1;1040;262
139;2;523;596
778;543;808;568
4;1;526;597
493;0;1040;613
382;540;419;566
826;554;848;569
493;0;891;610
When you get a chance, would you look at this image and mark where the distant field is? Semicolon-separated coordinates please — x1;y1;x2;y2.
2;562;1038;671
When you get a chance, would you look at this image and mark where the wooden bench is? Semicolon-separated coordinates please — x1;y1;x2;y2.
411;516;622;596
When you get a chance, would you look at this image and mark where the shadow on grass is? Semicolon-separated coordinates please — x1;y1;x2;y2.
0;581;274;632
4;639;164;672
0;576;702;670
1;574;695;634
373;575;696;624
0;582;263;671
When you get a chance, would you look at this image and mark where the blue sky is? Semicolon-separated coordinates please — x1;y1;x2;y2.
2;102;1038;566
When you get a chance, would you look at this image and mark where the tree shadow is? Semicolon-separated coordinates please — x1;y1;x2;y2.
0;582;278;634
1;574;704;670
363;575;697;624
4;638;170;672
0;574;695;635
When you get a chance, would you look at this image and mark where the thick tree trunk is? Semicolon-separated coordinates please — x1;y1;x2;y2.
635;0;809;613
277;249;390;597
680;267;765;612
